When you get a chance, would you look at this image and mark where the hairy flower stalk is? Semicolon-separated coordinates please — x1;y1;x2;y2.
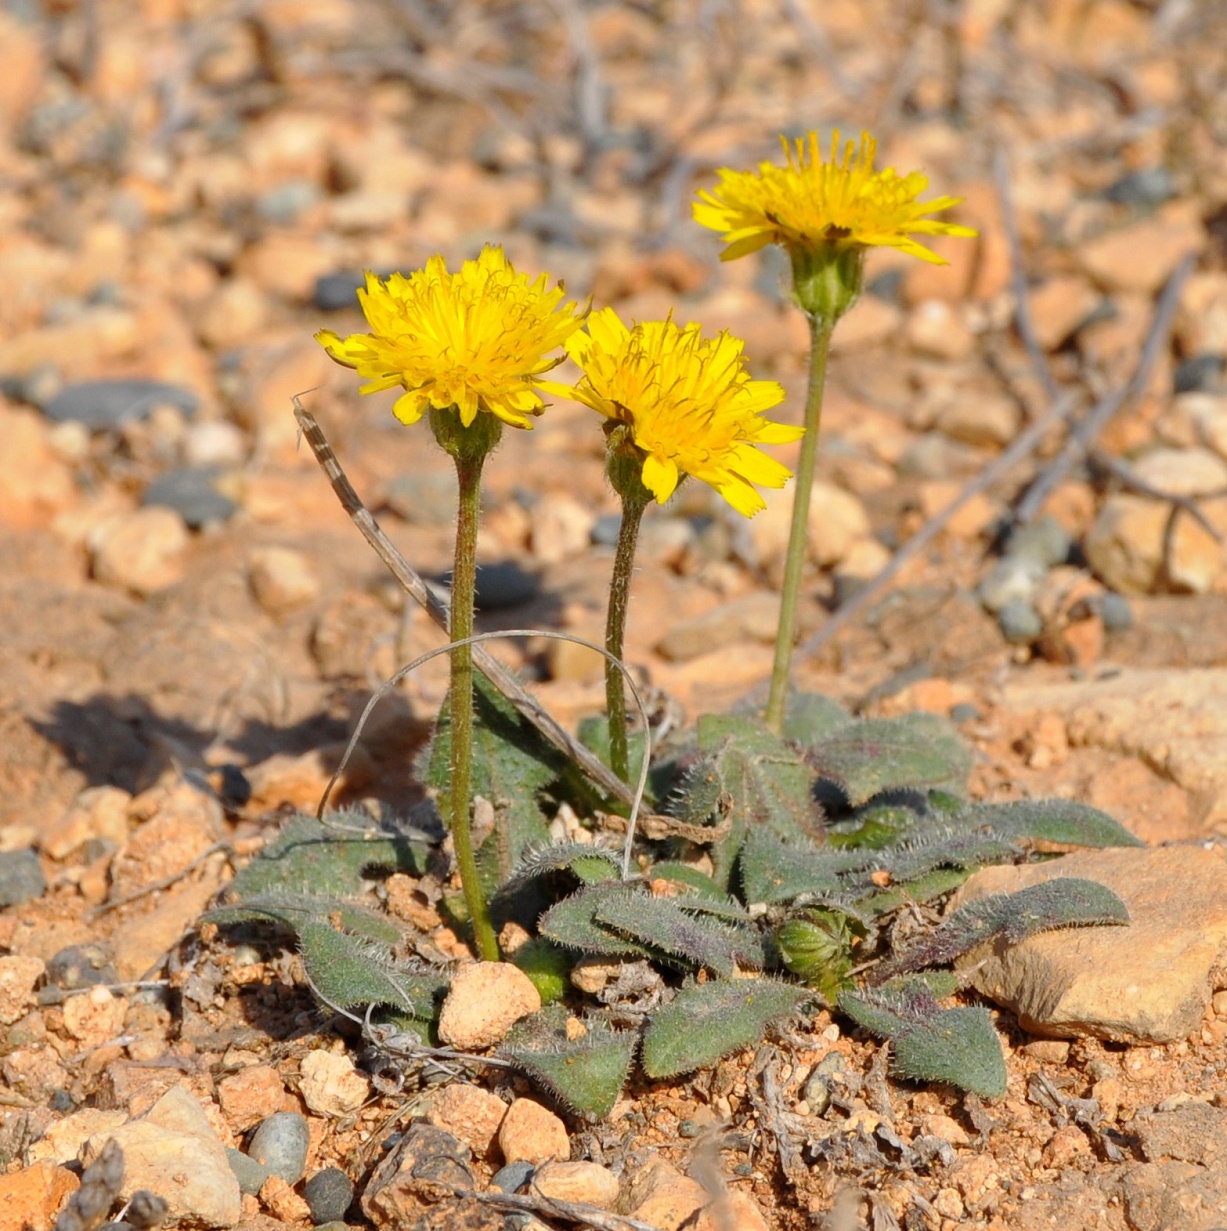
694;131;977;731
318;246;582;960
546;308;803;780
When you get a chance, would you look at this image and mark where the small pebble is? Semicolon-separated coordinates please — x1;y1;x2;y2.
0;849;45;908
591;512;622;547
45;944;117;992
1102;167;1176;209
257;179;321;225
498;1098;569;1165
44;379;198;429
439;963;541;1050
302;1167;354;1224
950;702;980;724
978;556;1044;614
247;1111;310;1184
531;1161;620;1210
142;466;239;528
314;271;366;312
490;1161;535;1193
1005;516;1072;570
184;420;247;468
1099;591;1134;633
1173;353;1225;395
383;471;458;526
225;1147;270;1196
998;600;1044;644
444;560;540;611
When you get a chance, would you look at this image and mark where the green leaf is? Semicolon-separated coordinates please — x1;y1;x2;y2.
869;877;1130;985
641;979;808;1078
497;841;621;898
226;812;427;903
780;691;854;749
686;714;821;887
808;713;973;807
855;866;973;915
892;1007;1006;1097
538;884;658;959
298;921;448;1019
204;893;403;945
738;829;860;906
954;799;1144;849
595;890;765;976
421;671;560;880
510;938;572;1006
502;1007;637;1120
839;982;1006;1098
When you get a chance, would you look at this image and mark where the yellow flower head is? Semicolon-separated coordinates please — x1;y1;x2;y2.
316;245;584;430
546;307;804;517
693;130;977;265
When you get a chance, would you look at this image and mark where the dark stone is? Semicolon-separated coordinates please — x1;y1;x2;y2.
247;1112;310;1184
314;271;366;312
43;380;199;430
302;1167;355;1223
46;943;117;991
1102;167;1177;209
950;702;981;724
439;560;540;611
1173;353;1225;395
591;513;622;547
142;467;238;528
489;1161;535;1193
866;267;905;304
0;849;45;907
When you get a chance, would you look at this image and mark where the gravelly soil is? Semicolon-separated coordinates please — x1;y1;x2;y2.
3;2;1227;1228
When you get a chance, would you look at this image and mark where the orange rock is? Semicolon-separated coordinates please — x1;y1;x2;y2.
0;1162;79;1231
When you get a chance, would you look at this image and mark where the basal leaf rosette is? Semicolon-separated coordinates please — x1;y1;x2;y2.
316;244;584;430
546;307;804;518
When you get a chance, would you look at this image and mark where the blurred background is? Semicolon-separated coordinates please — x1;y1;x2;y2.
2;0;1227;828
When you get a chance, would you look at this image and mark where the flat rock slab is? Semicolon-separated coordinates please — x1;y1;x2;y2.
1006;667;1227;829
953;845;1227;1043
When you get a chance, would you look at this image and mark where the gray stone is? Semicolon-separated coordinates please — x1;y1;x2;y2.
1102;167;1177;209
0;849;45;907
383;471;458;526
257;179;321;225
997;599;1044;644
1006;516;1072;569
314;271;366;312
225;1147;269;1196
142;467;239;528
1173;352;1225;395
247;1111;311;1184
44;380;198;430
1099;591;1134;632
978;556;1044;613
470;561;540;611
45;943;117;992
302;1167;354;1223
591;513;622;547
490;1161;535;1193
